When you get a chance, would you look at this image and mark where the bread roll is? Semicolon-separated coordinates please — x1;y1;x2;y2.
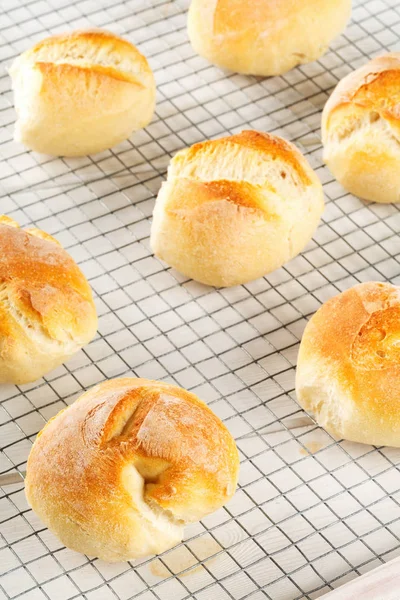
151;130;324;287
25;378;239;562
296;282;400;447
10;29;155;156
0;215;97;384
188;0;351;76
322;54;400;204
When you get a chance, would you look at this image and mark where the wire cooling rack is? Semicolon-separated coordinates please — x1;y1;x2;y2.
2;0;400;599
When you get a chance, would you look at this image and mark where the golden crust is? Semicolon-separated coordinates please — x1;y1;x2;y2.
25;28;152;83
0;217;97;384
33;61;145;115
164;177;278;214
213;0;351;28
31;29;142;55
296;282;400;446
214;0;306;32
25;378;239;562
323;54;400;131
188;0;351;76
10;29;155;156
322;54;400;203
154;178;286;286
35;60;145;87
172;131;314;186
151;130;324;287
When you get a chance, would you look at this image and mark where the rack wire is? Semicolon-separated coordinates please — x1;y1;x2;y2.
1;0;400;598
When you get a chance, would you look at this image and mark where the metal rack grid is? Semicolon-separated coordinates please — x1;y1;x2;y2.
1;0;400;598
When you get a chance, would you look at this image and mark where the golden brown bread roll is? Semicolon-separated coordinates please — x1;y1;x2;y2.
150;130;324;287
25;378;240;562
296;282;400;447
0;215;97;384
188;0;351;76
10;29;156;156
322;53;400;204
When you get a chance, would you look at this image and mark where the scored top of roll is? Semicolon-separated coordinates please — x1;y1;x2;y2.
169;129;316;185
0;215;97;383
321;53;400;203
10;29;156;156
151;130;324;287
25;378;240;561
322;53;400;135
296;281;400;447
14;28;152;84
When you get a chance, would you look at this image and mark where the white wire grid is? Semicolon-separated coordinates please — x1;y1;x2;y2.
1;0;400;599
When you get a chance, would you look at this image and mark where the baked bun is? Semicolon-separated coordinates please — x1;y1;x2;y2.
150;130;324;287
10;29;155;156
188;0;351;76
296;282;400;447
0;215;97;384
25;378;239;562
322;54;400;204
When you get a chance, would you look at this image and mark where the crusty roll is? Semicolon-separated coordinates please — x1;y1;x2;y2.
150;130;324;287
0;215;97;384
188;0;351;76
10;29;155;156
322;54;400;204
296;282;400;447
25;378;240;562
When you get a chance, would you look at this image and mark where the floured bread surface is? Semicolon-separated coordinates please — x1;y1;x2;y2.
151;130;324;287
0;215;97;384
10;29;156;156
188;0;351;76
322;53;400;203
25;378;240;562
296;282;400;447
